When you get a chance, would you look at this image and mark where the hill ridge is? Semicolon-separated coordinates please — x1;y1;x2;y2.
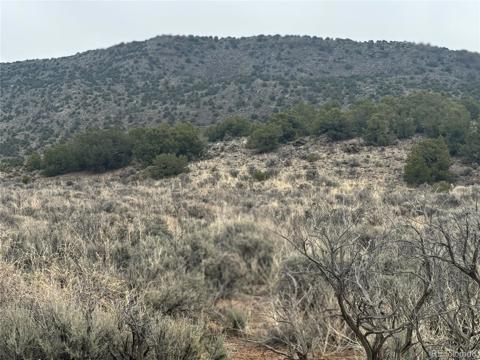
1;34;479;156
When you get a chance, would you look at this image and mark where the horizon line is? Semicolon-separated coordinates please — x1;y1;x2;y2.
2;33;478;64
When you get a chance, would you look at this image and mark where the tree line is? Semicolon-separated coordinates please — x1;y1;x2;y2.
26;123;203;178
26;91;479;184
209;91;479;185
238;92;479;160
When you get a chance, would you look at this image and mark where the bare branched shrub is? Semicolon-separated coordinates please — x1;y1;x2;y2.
411;203;479;286
277;188;479;359
407;196;480;355
286;204;434;359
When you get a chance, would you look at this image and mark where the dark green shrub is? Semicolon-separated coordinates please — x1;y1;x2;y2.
74;129;133;171
269;112;309;143
461;96;480;120
404;138;454;185
348;99;376;136
42;129;132;176
439;104;471;155
461;123;480;163
149;154;188;179
173;123;205;159
24;152;42;171
399;91;446;136
206;116;252;141
130;123;203;165
130;125;178;165
269;114;298;143
391;116;416;139
363;113;393;146
250;169;270;181
43;143;81;176
400;92;471;153
288;101;317;134
247;124;282;152
314;107;353;141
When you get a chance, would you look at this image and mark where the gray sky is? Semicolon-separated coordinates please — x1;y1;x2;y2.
1;0;479;62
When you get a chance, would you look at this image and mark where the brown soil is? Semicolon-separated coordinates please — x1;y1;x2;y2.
225;337;360;360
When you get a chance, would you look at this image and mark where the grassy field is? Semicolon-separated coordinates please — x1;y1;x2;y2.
1;137;479;359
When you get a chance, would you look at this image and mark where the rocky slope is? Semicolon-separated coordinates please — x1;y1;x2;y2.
1;35;479;156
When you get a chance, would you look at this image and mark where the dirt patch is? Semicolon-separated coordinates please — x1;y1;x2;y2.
225;337;361;360
226;337;285;360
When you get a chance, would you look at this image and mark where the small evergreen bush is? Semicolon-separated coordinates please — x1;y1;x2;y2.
148;154;188;179
24;152;42;170
206;116;252;141
250;169;270;181
247;124;282;152
363;114;393;146
462;123;480;163
404;138;454;186
314;107;353;141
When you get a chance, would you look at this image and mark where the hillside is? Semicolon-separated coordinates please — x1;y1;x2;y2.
1;35;480;156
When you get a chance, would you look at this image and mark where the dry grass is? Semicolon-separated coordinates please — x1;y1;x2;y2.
1;137;479;359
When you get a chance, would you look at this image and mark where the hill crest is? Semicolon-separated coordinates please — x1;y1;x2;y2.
1;34;479;156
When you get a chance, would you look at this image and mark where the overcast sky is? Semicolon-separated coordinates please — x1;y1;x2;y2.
1;1;479;62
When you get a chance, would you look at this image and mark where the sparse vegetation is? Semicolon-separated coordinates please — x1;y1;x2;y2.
1;134;479;359
1;34;480;360
14;91;480;181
